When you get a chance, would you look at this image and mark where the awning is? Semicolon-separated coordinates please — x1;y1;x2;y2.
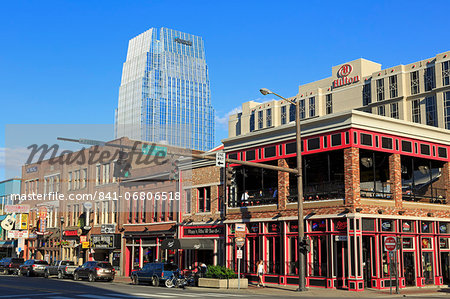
161;238;214;250
0;240;16;248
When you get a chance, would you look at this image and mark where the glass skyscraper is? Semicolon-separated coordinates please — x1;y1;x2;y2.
115;27;214;151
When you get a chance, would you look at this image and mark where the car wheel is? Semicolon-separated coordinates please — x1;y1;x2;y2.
74;272;79;281
88;273;95;282
132;275;139;285
44;270;49;278
151;276;159;287
57;271;64;279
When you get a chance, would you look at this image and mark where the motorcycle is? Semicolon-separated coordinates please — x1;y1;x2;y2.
165;270;187;288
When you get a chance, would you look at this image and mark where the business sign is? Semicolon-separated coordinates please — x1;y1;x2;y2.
334;219;347;231
311;220;326;231
184;226;224;236
5;205;30;214
174;38;192;46
333;64;360;89
91;234;119;249
38;206;47;234
268;222;280;233
82;241;90;249
64;230;78;237
80;236;87;243
248;223;259;234
26;166;38;173
101;224;116;234
8;230;29;239
335;235;348;242
20;214;28;230
384;236;397;251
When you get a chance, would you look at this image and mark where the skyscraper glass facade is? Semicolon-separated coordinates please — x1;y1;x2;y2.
115;27;214;151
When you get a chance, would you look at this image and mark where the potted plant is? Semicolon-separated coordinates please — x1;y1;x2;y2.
198;265;247;289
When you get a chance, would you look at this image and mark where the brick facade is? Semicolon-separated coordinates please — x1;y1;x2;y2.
344;147;360;207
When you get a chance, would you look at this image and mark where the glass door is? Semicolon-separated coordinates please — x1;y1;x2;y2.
441;252;450;285
422;252;434;285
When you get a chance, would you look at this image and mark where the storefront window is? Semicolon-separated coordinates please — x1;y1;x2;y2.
402;220;414;233
421;221;432;233
310;235;327;277
360;150;391;199
440;238;450;249
310;219;326;232
422;238;432;249
381;220;395;232
287;236;298;275
439;222;449;234
402;237;414;249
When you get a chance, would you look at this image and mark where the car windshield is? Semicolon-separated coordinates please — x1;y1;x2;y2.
97;262;112;268
35;260;49;265
12;259;23;263
163;263;178;271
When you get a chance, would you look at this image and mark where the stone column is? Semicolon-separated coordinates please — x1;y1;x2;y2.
389;153;402;208
278;158;289;210
344;147;360;206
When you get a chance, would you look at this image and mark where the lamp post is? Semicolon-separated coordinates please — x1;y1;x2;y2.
260;88;306;291
59;216;64;259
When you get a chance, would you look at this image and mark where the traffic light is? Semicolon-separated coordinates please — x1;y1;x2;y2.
226;167;237;187
114;151;132;178
299;237;311;253
169;159;179;180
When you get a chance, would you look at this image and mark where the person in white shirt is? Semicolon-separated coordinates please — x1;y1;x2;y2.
257;260;265;287
241;191;250;206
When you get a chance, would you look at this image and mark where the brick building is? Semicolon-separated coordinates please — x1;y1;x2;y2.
20;137;196;276
221;110;449;291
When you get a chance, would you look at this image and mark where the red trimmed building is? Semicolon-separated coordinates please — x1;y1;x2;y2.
221;110;449;291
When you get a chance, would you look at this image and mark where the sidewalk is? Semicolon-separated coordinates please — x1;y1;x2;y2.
113;276;450;297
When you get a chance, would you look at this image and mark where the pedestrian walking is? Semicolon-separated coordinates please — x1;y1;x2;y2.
257;260;265;287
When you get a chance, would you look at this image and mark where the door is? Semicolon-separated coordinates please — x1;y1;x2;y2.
441;253;450;285
403;252;415;286
335;240;348;287
422;252;434;285
362;237;372;288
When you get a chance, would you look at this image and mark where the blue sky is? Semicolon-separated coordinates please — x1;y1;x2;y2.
1;0;449;180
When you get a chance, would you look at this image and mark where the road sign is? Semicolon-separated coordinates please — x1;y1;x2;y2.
384;236;397;251
235;237;245;247
216;152;225;167
237;249;243;259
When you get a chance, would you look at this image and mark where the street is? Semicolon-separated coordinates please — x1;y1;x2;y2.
0;274;272;299
0;274;449;299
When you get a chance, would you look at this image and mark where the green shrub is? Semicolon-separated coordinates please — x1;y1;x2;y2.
204;265;237;279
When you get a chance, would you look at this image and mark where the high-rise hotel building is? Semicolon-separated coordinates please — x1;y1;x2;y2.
115;28;214;151
229;51;450;136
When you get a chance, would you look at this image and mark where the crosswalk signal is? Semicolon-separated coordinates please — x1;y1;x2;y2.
299;237;311;253
114;151;132;178
169;159;179;180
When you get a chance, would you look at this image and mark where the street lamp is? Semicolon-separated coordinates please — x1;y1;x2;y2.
59;216;64;259
260;88;306;292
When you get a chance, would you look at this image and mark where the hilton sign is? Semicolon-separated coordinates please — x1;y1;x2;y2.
333;64;360;89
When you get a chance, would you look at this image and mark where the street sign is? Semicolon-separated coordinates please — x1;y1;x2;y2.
235;223;246;238
237;249;243;259
5;205;30;214
384;236;397;251
142;144;167;157
216;152;225;168
235;224;246;232
235;237;245;247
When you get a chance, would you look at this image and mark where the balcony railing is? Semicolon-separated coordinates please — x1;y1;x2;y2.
360;182;393;199
288;181;345;202
402;188;447;204
228;189;278;208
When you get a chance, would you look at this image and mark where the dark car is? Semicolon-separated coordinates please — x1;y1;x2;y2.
130;262;178;286
73;261;115;282
0;257;24;274
19;259;49;277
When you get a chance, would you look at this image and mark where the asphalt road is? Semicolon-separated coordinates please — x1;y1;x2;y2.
0;274;273;299
0;274;448;299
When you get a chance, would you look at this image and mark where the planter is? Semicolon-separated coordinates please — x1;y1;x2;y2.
198;277;248;289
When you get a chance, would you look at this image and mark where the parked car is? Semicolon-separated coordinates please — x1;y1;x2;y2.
73;261;115;282
0;257;24;274
130;262;178;286
18;260;49;277
44;260;77;279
